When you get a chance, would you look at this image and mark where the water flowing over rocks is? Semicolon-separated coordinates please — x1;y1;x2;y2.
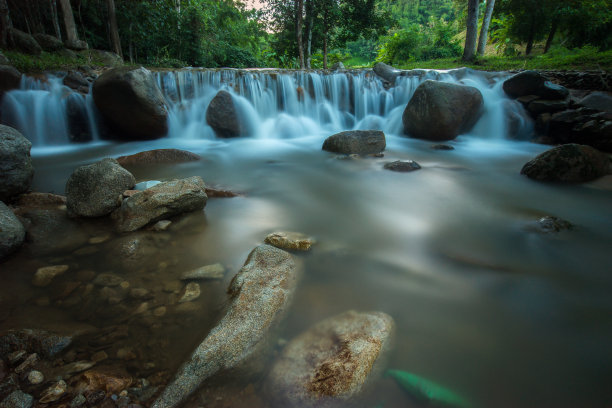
322;130;386;155
116;149;201;166
0;125;34;202
8;28;41;56
503;71;569;100
402;80;484;141
0;66;21;97
205;90;244;138
92;66;168;139
521;144;612;182
113;176;207;232
0;202;24;260
267;310;394;408
66;158;135;217
152;244;301;408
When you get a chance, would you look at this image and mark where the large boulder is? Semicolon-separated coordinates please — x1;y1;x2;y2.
116;149;201;166
65;158;135;217
8;28;42;55
32;34;63;52
0;65;21;97
113;176;207;232
205;90;243;138
579;92;612;113
0;201;25;259
503;71;569;100
322;130;386;155
520;144;611;182
152;245;301;408
92;66;168;139
402;80;484;141
267;310;394;408
373;62;401;85
0;125;33;202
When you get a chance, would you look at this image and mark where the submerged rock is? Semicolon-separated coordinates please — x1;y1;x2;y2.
264;231;316;251
32;265;69;287
0;202;25;260
322;130;386;155
1;390;33;408
206;90;244;138
383;160;421;172
0;329;72;359
116;149;201;166
503;71;569;100
267;310;394;408
180;263;225;280
92;66;168;139
152;244;301;408
178;282;201;303
0;125;34;202
39;380;67;403
536;216;573;233
402;80;483;141
113;176;207;232
66;158;135;217
521;144;611;182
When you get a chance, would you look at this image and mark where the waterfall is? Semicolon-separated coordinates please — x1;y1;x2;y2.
1;68;531;146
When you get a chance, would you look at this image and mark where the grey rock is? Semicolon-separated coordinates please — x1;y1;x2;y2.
537;216;573;233
0;125;34;202
152;244;301;408
503;71;569;100
178;282;201;303
322;130;386;155
0;65;21;96
373;62;401;85
8;28;42;55
383;160;421;172
180;263;225;281
579;92;612;113
0;390;33;408
547;108;612;152
0;202;25;259
527;99;569;115
267;310;394;408
0;329;72;359
431;144;455;150
27;370;44;385
205;90;244;138
66;158;135;217
403;80;483;141
33;33;63;51
63;71;90;92
521;144;611;182
92;273;123;287
92;66;168;139
113;176;207;232
32;265;69;287
116;149;201;166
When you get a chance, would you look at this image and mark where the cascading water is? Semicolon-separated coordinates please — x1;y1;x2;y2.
1;68;531;146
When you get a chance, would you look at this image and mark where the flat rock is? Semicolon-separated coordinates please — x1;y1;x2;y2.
0;125;34;202
264;232;316;251
521;144;611;182
152;244;301;408
383;160;421;172
116;149;201;166
0;202;25;260
113;176;207;232
66;158;135;217
32;265;69;287
322;130;386;155
180;263;225;280
267;310;394;408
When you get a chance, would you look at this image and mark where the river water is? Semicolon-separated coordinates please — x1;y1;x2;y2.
1;68;611;408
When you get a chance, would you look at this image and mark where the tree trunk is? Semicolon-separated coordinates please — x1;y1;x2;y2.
544;19;558;54
106;0;122;57
58;0;80;45
0;0;12;48
525;19;535;55
462;0;479;61
304;0;313;69
128;22;134;63
477;0;495;56
296;0;304;69
49;0;62;40
323;34;328;70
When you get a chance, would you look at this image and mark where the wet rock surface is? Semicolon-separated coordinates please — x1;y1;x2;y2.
116;149;201;166
0;202;25;260
0;390;33;408
521;144;611;182
180;263;225;281
66;158;135;217
113;176;207;232
267;310;394;408
0;329;72;359
503;71;569;100
0;125;34;202
206;90;244;138
535;216;574;233
264;232;316;251
152;244;301;408
92;66;168;139
0;65;21;97
322;130;386;155
383;160;421;172
402;80;483;141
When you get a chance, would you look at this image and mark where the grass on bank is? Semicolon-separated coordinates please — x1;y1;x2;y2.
2;49;124;73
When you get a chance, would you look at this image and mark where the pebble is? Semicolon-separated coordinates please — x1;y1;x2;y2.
153;306;167;317
153;220;172;231
32;265;69;287
163;281;182;293
27;370;44;385
39;380;67;403
383;160;422;172
129;288;150;299
93;273;123;287
134;302;149;315
264;231;316;251
15;353;38;374
89;234;111;244
62;360;96;376
76;270;96;282
178;282;201;303
91;351;108;363
70;394;87;407
1;390;34;408
174;302;200;314
180;263;225;281
7;350;26;365
120;281;130;290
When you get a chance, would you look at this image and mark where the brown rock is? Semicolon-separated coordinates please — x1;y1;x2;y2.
264;232;316;251
116;149;201;166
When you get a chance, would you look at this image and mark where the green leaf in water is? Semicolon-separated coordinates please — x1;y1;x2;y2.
385;369;474;408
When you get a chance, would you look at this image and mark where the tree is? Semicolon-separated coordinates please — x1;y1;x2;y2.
106;0;122;57
49;0;62;40
477;0;495;55
0;0;12;48
58;0;82;47
462;0;479;61
296;0;305;68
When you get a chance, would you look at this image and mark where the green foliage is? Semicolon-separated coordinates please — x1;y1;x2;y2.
386;369;474;408
3;50;112;72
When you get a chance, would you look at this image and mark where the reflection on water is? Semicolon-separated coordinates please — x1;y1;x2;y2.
2;132;612;407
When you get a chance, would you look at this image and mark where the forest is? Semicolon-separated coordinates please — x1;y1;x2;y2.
0;0;611;71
